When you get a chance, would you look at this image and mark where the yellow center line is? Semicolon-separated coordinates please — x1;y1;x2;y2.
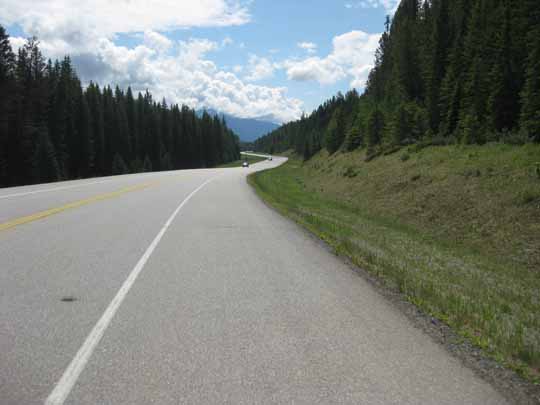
0;181;158;232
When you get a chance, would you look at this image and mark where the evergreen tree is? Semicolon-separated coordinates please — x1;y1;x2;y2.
519;26;540;141
425;0;450;132
344;114;363;151
86;83;105;175
113;86;131;163
366;108;385;148
112;153;129;175
125;87;138;161
0;26;16;186
142;155;153;172
33;129;60;183
390;103;410;145
487;3;520;133
391;0;422;102
461;113;482;145
76;88;93;177
0;24;241;188
325;108;345;154
254;0;537;156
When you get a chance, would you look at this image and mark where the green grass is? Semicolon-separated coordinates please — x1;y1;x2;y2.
249;143;540;381
217;154;267;168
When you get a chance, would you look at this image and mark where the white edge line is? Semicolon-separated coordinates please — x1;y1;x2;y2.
44;175;220;405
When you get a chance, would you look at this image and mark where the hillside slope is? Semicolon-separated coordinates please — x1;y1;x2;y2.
250;143;540;380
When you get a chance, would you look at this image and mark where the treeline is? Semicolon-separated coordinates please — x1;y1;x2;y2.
254;0;540;157
0;27;240;188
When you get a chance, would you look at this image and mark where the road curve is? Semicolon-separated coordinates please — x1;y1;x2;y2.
0;158;507;404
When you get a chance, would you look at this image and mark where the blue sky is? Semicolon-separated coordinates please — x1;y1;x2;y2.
1;0;398;123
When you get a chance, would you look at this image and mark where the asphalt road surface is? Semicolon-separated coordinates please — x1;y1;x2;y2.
0;157;508;404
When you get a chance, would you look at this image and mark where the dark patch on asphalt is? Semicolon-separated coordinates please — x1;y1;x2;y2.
60;296;77;302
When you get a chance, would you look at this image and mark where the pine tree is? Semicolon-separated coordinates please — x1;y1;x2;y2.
325;108;345;154
102;86;115;173
519;26;540;141
0;25;16;186
0;26;279;187
142;155;153;172
33;129;60;183
302;137;312;161
461;113;482;145
366;108;385;148
86;83;105;175
76;88;93;177
391;0;422;102
113;86;131;162
112;153;129;175
130;157;143;173
125;87;138;161
344;114;363;151
425;0;450;132
390;103;410;145
15;38;49;185
487;3;520;133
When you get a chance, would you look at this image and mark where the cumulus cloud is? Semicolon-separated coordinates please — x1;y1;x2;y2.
282;57;345;85
143;30;172;54
91;38;301;122
297;42;317;54
244;55;275;82
0;0;250;39
0;0;303;123
282;30;380;89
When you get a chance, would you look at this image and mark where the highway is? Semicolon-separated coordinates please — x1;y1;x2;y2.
0;157;507;404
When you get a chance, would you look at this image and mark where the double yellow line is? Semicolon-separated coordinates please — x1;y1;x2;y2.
0;182;156;232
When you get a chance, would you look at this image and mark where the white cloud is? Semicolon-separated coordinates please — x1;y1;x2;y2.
8;36;26;52
0;0;302;123
0;0;250;40
344;0;399;13
178;38;219;67
95;38;301;122
244;54;275;82
221;36;234;47
143;30;172;54
297;42;317;54
282;57;345;85
282;30;380;89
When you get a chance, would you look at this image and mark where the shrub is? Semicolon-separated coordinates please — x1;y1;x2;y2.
520;190;540;205
343;167;358;178
365;148;381;162
501;129;530;145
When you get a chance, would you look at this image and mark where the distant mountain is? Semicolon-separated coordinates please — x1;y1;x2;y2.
198;109;279;142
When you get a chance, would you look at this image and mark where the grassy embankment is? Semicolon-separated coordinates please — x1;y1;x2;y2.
217;154;267;168
249;143;540;380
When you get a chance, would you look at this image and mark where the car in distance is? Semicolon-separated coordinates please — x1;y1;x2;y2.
242;161;249;167
268;156;273;161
